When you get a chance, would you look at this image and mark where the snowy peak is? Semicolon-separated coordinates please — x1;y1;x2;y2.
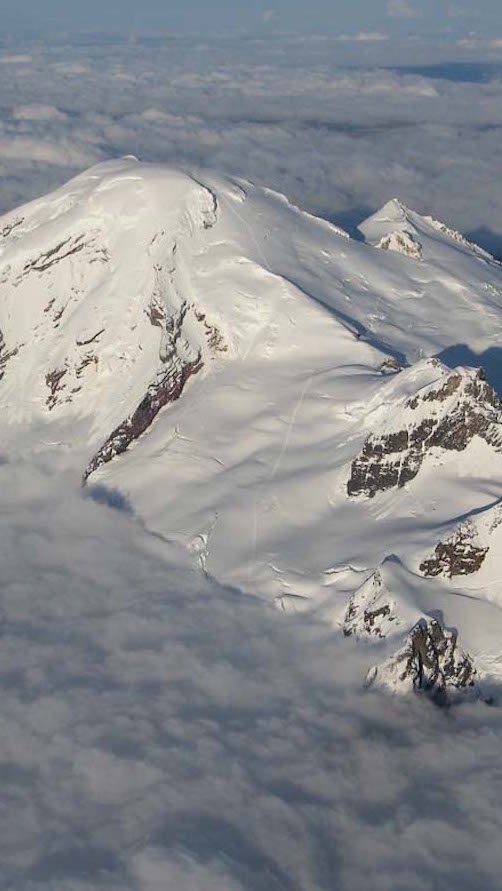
359;198;495;262
2;160;502;702
0;159;226;442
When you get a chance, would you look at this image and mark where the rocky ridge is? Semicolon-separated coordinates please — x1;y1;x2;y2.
376;229;423;259
420;524;489;578
366;618;478;703
348;363;502;498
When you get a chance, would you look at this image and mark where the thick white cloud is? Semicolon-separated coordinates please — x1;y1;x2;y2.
1;450;502;889
13;104;69;121
337;31;390;42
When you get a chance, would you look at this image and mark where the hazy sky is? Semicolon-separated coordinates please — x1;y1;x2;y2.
1;0;501;36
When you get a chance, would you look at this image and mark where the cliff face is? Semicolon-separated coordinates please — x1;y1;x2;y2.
366;619;478;704
348;364;502;499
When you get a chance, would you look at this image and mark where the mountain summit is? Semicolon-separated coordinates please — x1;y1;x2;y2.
2;157;502;700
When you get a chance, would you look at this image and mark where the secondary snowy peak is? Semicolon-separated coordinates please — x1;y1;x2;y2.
360;198;495;263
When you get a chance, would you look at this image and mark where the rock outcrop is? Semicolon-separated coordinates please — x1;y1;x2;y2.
348;365;502;498
420;525;489;578
343;569;400;640
84;302;203;480
376;229;423;259
0;329;21;382
366;618;478;704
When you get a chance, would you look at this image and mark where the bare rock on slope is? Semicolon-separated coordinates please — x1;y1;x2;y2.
348;364;502;498
420;524;489;578
366;618;478;704
343;569;401;640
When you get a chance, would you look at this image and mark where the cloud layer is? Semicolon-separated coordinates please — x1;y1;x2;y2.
0;34;501;256
2;453;502;890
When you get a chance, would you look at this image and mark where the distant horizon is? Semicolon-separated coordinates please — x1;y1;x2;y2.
1;0;502;39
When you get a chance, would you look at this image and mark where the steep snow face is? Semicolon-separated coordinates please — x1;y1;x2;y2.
2;158;502;693
0;161;220;443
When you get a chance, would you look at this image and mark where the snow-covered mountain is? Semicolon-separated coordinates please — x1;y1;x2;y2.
2;157;502;702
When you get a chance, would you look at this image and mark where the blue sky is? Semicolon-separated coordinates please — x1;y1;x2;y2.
1;0;501;35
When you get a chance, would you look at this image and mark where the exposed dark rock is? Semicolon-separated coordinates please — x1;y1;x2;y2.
84;297;203;480
348;368;502;498
76;329;105;347
1;217;24;238
344;602;392;639
194;308;227;354
380;357;402;375
46;368;68;409
347;434;420;497
22;234;108;276
76;354;99;378
24;236;84;273
397;619;474;700
0;330;21;382
409;372;462;407
420;528;489;578
343;569;400;640
146;299;166;328
83;352;203;480
53;302;68;324
366;618;478;704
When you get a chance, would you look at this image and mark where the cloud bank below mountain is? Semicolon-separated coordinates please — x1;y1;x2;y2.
0;34;501;257
2;455;502;890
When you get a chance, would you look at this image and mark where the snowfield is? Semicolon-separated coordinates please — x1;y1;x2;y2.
2;158;502;889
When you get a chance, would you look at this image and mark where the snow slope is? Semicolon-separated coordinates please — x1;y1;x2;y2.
2;157;502;695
